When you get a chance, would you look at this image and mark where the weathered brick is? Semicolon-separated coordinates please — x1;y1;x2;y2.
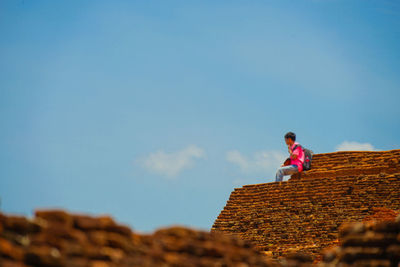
212;150;400;260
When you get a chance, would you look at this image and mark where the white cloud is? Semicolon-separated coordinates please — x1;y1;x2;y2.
226;150;286;174
139;145;206;178
226;150;250;171
336;141;377;151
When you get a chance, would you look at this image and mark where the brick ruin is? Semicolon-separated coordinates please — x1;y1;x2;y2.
1;149;400;266
1;210;399;267
212;149;400;259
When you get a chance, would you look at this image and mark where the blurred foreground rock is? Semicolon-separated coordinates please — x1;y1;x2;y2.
0;210;278;267
320;214;400;266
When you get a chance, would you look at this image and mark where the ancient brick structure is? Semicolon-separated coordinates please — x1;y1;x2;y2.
212;149;400;259
0;210;278;267
1;149;400;266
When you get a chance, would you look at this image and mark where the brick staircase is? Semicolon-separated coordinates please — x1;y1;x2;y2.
211;149;400;259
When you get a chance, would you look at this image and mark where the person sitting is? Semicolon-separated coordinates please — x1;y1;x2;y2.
275;132;305;182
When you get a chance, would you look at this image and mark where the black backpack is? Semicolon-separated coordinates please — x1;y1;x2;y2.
292;145;314;171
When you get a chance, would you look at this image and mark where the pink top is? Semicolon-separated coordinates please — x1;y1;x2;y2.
290;142;305;172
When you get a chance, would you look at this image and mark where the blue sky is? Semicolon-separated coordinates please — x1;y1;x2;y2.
1;0;399;232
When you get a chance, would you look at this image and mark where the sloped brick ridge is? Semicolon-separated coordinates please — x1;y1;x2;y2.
0;210;279;267
212;149;400;259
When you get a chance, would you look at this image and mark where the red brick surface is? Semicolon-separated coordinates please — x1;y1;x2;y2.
212;149;400;259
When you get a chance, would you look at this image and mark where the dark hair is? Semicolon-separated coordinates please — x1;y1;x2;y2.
284;132;296;141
